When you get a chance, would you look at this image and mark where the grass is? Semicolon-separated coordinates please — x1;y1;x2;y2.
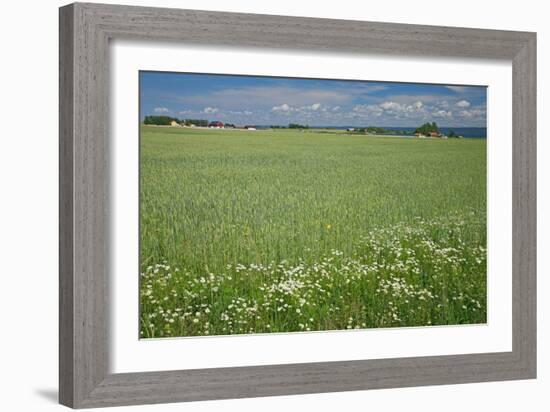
139;126;487;338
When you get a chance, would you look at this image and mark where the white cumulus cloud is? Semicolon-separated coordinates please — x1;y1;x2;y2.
459;108;485;119
353;104;383;115
432;110;453;119
456;100;471;108
272;103;291;112
154;107;170;113
203;107;219;114
380;101;402;111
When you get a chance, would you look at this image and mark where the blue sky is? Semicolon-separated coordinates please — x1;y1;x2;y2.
140;71;487;127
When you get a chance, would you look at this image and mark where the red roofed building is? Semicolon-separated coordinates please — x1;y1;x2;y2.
208;121;224;128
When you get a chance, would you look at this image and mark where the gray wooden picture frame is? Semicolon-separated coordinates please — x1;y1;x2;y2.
59;2;536;409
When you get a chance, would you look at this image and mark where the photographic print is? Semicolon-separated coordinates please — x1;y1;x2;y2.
139;72;487;339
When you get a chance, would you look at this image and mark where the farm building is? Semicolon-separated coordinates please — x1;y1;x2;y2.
244;125;257;130
208;121;225;128
170;120;181;127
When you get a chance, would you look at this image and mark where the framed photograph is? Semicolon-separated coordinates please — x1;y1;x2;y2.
59;2;536;408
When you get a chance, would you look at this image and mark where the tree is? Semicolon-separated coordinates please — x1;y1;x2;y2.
144;115;178;125
415;122;440;135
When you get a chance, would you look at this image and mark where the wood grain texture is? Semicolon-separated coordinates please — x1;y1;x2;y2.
59;2;537;408
512;35;537;374
59;4;74;406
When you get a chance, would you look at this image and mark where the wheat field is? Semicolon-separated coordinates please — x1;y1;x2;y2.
139;126;487;338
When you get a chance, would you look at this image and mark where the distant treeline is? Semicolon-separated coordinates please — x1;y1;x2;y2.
350;126;410;135
143;117;467;137
143;116;209;127
269;123;310;129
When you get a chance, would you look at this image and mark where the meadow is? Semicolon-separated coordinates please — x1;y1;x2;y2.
139;126;487;338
